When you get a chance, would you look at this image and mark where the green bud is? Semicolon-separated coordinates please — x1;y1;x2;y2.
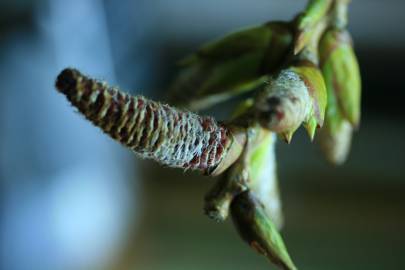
169;22;293;110
319;118;353;165
319;29;361;127
318;28;361;165
231;192;297;270
254;69;311;142
206;125;284;230
247;129;283;229
294;0;333;54
318;79;353;165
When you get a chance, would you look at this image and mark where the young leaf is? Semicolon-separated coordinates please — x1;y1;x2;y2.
169;22;293;110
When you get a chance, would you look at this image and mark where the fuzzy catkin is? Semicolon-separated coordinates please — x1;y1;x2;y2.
55;68;232;173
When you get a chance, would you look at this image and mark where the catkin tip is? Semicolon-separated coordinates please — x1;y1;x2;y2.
55;68;78;94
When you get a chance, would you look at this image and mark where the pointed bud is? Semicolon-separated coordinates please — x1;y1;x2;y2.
231;192;297;270
304;116;318;141
280;129;295;144
319;29;361;127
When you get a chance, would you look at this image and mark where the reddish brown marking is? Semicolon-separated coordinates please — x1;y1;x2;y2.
199;150;209;170
139;104;152;147
109;92;127;139
120;97;135;140
137;97;144;107
127;98;143;147
207;147;216;167
201;118;215;131
294;59;316;68
188;155;200;167
250;241;267;256
80;80;93;104
89;90;104;121
320;31;352;67
215;144;224;160
276;110;285;121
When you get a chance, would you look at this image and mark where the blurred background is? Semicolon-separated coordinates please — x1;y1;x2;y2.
0;0;404;269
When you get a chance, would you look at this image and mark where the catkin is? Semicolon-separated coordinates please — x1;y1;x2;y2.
55;68;232;173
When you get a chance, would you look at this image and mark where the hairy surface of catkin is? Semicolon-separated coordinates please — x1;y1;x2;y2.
55;68;232;173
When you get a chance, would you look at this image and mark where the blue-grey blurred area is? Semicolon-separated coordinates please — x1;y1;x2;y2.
0;1;404;270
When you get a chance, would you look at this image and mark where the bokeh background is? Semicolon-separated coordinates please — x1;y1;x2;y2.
0;0;404;269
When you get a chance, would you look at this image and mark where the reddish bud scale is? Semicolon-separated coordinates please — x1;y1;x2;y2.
55;68;232;173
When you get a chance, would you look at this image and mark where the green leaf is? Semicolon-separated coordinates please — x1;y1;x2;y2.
169;22;293;110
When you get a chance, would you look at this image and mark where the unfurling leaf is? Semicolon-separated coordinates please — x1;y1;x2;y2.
169;22;293;110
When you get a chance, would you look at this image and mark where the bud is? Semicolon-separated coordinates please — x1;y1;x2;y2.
254;69;311;141
317;29;361;165
319;117;353;165
318;77;353;165
294;0;333;54
319;29;361;127
231;192;297;270
205;126;283;229
254;62;327;142
169;22;293;110
247;131;284;229
55;68;244;174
